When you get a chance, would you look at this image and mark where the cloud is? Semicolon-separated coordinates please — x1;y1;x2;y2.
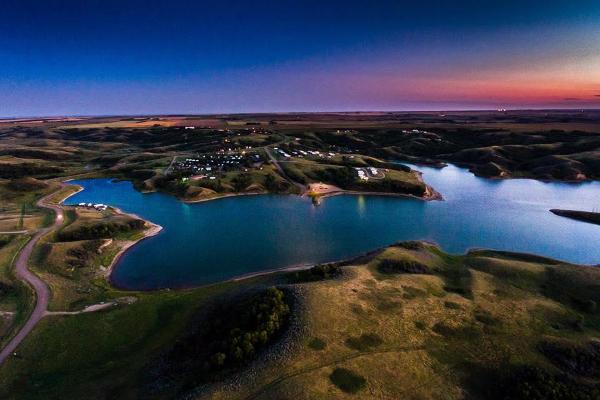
563;97;580;101
595;95;600;98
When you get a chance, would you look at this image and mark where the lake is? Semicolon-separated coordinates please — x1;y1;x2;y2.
65;164;600;289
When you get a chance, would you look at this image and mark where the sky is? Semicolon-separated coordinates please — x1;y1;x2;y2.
1;0;600;116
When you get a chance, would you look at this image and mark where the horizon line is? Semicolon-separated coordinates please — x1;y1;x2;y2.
2;107;600;121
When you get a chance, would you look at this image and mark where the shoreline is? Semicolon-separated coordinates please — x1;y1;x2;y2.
103;209;163;282
61;172;594;293
182;190;270;204
58;173;442;289
58;180;164;285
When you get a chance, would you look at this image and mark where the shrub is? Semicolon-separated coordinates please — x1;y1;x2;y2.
444;301;461;310
414;321;427;330
345;333;383;351
330;368;367;393
475;311;501;326
308;337;327;350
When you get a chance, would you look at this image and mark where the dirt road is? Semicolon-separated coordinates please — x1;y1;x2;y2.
0;186;65;364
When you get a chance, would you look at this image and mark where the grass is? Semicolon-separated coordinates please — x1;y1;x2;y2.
0;235;34;348
0;281;239;399
196;243;600;399
2;114;600;398
29;207;150;311
1;238;600;399
0;181;65;348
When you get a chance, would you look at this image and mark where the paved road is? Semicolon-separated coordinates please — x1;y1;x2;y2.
164;155;178;175
0;186;65;365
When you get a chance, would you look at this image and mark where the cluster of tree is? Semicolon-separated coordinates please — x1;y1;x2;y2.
377;258;430;274
57;219;145;241
264;173;290;193
231;173;252;192
153;287;290;391
205;287;289;369
153;174;190;197
290;264;341;283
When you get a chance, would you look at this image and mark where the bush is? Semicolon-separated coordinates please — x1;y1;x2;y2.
345;333;383;351
308;337;327;350
444;301;461;310
329;368;367;393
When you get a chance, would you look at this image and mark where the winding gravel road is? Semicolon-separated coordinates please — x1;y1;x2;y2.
0;186;65;365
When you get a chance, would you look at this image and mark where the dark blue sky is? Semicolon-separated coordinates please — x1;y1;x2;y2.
1;0;599;116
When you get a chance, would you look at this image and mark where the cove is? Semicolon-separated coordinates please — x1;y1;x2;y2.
65;164;600;290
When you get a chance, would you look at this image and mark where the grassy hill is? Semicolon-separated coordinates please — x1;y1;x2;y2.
1;241;600;399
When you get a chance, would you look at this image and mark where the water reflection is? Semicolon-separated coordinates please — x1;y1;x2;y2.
66;165;600;289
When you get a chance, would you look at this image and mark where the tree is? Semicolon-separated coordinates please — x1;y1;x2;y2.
232;173;252;192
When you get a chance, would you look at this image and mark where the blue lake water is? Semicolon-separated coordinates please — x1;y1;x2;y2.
65;164;600;290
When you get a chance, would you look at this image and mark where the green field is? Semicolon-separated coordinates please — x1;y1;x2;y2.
2;241;600;399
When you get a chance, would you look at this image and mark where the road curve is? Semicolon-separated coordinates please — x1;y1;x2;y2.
0;185;66;365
